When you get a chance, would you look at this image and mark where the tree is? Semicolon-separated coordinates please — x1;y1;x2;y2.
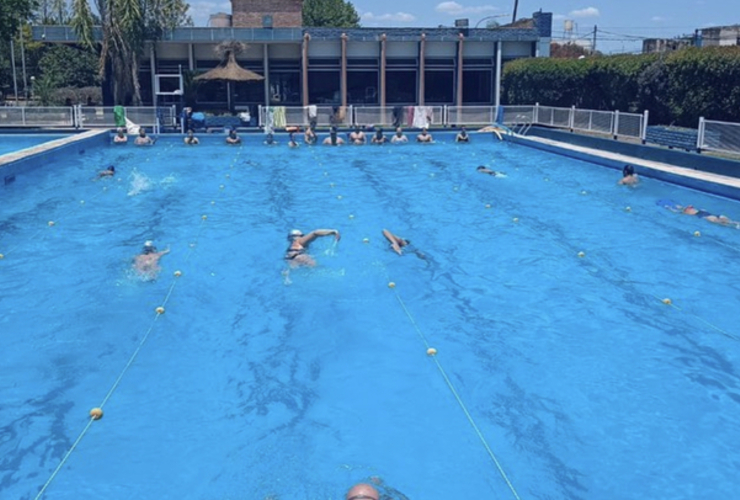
303;0;360;28
0;0;37;42
39;45;99;87
37;0;70;24
71;0;192;105
550;42;592;59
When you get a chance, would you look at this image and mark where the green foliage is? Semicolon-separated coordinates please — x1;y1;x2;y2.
0;0;37;41
502;47;740;126
32;74;56;105
303;0;360;28
39;45;99;87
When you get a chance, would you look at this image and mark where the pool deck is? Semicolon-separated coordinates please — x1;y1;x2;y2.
517;134;740;197
0;129;109;169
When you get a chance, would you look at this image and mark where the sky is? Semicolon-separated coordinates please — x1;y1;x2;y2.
187;0;740;54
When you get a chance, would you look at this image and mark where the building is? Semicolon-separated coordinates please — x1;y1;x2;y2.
32;5;552;112
699;25;740;46
642;37;694;54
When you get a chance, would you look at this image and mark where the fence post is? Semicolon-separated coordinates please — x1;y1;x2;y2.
697;116;705;153
641;110;649;144
569;105;575;132
613;110;619;140
534;102;540;125
258;105;263;127
21;106;26;126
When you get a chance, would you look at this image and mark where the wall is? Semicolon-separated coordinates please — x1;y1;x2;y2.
231;0;303;28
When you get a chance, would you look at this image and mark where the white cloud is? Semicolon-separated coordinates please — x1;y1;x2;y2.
651;16;665;22
435;2;498;16
187;1;231;27
361;11;417;23
569;7;600;18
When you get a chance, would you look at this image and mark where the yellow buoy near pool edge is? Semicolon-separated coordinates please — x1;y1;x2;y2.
174;270;182;277
388;282;396;289
427;347;437;356
662;298;672;305
155;306;165;314
694;231;701;237
48;221;55;227
201;215;207;220
577;251;585;258
89;408;103;420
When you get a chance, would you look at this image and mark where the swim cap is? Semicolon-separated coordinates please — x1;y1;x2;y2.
144;240;154;248
289;229;303;237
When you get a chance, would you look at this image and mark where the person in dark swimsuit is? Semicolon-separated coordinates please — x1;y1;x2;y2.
659;200;740;228
477;165;506;177
284;228;341;267
619;164;638;185
455;126;470;143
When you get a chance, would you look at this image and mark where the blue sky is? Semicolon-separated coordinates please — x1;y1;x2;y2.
187;0;740;54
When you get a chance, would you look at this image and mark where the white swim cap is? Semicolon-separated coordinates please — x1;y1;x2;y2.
289;229;303;237
144;240;154;247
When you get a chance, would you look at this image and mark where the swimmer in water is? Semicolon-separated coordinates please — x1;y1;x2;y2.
659;200;740;228
382;229;426;259
619;164;638;186
133;241;170;279
98;165;115;178
284;228;340;267
390;127;408;144
226;128;241;145
288;131;299;148
416;127;433;143
349;126;366;145
264;132;276;145
455;126;470;143
134;127;155;146
323;127;345;146
477;165;506;177
113;128;127;144
184;129;199;145
371;128;387;144
304;125;318;145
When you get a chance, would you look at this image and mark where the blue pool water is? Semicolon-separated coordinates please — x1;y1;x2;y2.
0;133;72;156
1;134;740;499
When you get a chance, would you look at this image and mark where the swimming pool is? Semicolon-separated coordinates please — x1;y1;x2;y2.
1;133;739;499
0;133;74;156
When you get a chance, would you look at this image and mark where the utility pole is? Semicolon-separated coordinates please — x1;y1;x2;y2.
592;25;597;53
10;38;19;105
512;0;519;24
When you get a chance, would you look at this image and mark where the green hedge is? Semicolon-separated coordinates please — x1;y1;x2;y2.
502;47;740;127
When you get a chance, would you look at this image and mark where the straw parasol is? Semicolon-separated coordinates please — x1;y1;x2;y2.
195;41;264;111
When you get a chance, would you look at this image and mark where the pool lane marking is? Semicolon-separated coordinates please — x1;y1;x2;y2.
390;288;522;500
33;145;242;500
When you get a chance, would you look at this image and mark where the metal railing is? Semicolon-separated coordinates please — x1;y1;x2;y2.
0;106;74;127
698;117;740;155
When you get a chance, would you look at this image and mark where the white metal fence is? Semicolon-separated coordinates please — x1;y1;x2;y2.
0;105;176;130
698;117;740;155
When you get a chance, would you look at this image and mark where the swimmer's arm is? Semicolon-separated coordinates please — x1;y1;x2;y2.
303;229;340;243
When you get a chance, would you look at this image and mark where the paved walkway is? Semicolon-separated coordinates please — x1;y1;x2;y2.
0;129;109;169
518;134;740;191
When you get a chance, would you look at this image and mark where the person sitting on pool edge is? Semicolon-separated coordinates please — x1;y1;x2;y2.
113;128;127;144
285;228;341;267
184;129;199;145
134;127;155;146
416;127;433;143
658;199;740;228
391;127;408;143
477;165;506;177
98;165;115;178
349;126;366;145
455;126;470;143
619;164;638;186
133;241;170;279
226;127;241;145
323;127;345;146
371;127;387;144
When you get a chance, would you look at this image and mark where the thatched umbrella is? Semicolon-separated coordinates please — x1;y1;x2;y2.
195;41;264;112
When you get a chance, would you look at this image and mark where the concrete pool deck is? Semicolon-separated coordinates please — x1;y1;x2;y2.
515;133;740;200
0;129;109;169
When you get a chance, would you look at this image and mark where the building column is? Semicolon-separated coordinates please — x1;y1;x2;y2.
419;33;426;106
380;33;387;107
149;44;157;106
263;44;270;109
188;43;194;70
456;32;464;108
341;33;348;108
494;41;502;108
302;33;310;107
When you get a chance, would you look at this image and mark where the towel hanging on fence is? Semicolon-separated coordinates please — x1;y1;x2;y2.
114;106;126;128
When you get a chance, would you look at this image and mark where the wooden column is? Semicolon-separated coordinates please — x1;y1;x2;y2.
341;33;348;108
419;33;426;106
456;32;464;108
380;33;387;107
302;33;310;107
263;44;270;109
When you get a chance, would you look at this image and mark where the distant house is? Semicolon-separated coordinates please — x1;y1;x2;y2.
699;25;740;46
642;37;694;54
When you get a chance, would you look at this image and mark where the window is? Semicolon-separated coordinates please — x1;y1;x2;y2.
386;70;416;104
424;70;453;104
462;70;492;104
269;72;300;104
308;70;340;104
347;70;378;104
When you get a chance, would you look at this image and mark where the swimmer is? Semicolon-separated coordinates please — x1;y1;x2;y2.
382;228;427;260
416;127;433;143
371;128;386;144
659;200;740;228
304;126;318;145
477;165;506;177
619;164;638;185
284;228;341;267
455;126;470;143
349;126;366;145
134;127;155;146
390;127;408;143
113;128;127;144
323;127;345;146
264;132;276;145
183;129;199;145
346;483;379;500
288;131;299;148
226;128;241;145
98;165;115;178
347;477;410;500
133;241;170;279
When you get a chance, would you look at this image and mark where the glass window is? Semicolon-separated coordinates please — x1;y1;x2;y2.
308;70;340;104
347;70;378;104
424;70;453;104
386;70;416;104
269;71;301;104
463;69;492;104
233;80;263;104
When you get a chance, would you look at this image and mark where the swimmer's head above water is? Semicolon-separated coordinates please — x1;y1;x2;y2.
143;240;156;254
288;229;304;240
